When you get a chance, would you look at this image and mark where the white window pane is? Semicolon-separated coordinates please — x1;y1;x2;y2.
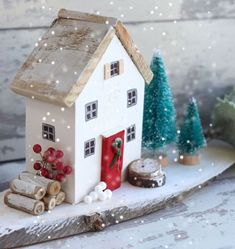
84;139;95;157
127;89;137;107
127;125;136;142
85;101;98;121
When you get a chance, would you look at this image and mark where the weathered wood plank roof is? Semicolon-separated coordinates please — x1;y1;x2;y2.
11;9;153;107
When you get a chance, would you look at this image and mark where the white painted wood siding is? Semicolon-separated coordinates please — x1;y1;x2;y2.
25;99;76;203
74;35;145;203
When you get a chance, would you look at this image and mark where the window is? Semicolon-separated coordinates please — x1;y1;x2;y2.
127;89;137;107
127;125;136;142
104;60;124;80
42;123;55;142
84;138;95;157
85;101;98;121
110;61;119;77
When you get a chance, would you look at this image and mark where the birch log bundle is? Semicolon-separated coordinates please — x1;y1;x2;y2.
10;179;46;200
55;191;66;205
4;171;65;215
43;195;56;210
19;171;61;195
4;192;45;215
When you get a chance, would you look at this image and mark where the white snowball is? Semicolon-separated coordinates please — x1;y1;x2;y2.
95;185;103;192
84;195;92;204
104;189;112;199
98;191;107;201
98;181;107;190
89;191;98;201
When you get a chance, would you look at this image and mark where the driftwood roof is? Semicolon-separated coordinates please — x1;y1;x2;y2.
11;9;153;107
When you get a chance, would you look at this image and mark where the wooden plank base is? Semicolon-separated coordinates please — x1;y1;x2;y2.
0;140;235;248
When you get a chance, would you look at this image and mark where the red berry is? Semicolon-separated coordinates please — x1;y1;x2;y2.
47;173;53;179
63;165;72;175
55;150;64;159
56;173;65;182
33;162;42;170
47;147;55;153
51;164;57;170
43;151;50;160
41;168;49;177
33;144;42;154
47;155;56;163
56;161;64;171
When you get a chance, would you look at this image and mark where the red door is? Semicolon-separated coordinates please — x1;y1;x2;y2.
101;130;125;190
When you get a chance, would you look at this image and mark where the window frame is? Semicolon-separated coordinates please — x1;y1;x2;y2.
85;100;98;121
84;138;96;158
127;88;138;107
42;123;55;142
126;124;136;142
110;61;120;77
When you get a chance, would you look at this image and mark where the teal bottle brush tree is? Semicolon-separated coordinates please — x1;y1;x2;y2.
142;50;177;166
177;97;206;165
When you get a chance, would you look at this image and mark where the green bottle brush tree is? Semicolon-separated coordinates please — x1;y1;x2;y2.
142;50;177;166
177;98;206;165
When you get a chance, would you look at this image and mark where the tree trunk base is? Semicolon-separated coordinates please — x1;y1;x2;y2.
178;154;200;165
157;155;168;167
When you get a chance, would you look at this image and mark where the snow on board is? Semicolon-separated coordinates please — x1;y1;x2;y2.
1;140;235;248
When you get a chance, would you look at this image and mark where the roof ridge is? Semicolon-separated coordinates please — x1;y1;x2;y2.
11;10;153;107
58;9;117;25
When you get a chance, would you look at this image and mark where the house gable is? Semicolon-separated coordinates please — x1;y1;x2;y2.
73;34;145;203
10;9;153;108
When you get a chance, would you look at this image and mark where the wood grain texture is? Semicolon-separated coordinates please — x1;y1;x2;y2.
10;179;46;200
114;21;153;83
25;168;235;249
0;179;227;248
10;16;115;107
1;0;235;161
2;19;235;129
19;172;61;196
0;141;235;248
11;10;152;107
58;8;117;25
4;191;45;216
64;29;116;107
0;0;235;29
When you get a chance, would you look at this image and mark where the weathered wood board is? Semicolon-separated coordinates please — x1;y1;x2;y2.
0;140;235;248
1;0;235;161
26;167;235;249
0;0;235;29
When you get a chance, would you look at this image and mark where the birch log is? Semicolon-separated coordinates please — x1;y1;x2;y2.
19;172;61;195
55;191;66;205
4;191;45;215
43;196;56;210
10;179;46;200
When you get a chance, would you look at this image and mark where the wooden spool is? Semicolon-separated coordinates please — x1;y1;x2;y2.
128;158;166;188
55;191;66;205
19;172;61;196
4;191;45;216
10;179;46;200
43;196;56;211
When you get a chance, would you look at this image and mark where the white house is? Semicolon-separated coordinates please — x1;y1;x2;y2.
11;9;153;204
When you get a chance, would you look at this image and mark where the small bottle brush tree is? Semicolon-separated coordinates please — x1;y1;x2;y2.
142;50;177;161
177;98;206;165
